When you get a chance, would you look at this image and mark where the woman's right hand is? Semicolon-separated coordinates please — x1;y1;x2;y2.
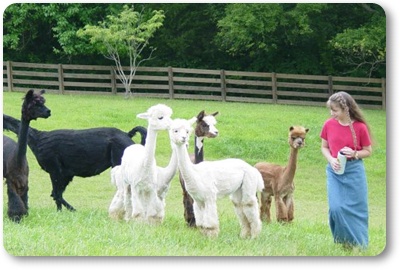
330;157;341;171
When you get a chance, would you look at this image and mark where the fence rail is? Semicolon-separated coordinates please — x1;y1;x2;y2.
3;61;386;109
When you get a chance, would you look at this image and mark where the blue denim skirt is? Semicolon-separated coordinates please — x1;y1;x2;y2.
326;159;369;248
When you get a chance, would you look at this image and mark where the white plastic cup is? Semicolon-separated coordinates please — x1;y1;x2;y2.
335;151;347;175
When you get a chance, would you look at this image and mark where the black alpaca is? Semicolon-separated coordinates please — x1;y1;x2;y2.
178;110;219;227
3;113;147;212
3;90;51;222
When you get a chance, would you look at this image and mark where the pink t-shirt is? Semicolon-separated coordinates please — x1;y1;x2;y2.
320;118;371;158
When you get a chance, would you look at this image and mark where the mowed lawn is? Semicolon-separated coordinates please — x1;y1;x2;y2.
2;91;386;256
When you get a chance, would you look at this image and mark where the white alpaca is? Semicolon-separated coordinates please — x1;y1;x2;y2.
108;165;131;220
109;104;177;224
170;118;264;238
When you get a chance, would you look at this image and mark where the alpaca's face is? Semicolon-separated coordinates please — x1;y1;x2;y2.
169;119;194;146
288;126;309;149
196;114;219;138
22;89;51;121
137;104;173;131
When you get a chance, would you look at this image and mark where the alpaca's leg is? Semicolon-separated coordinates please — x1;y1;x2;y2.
201;200;219;237
130;187;145;222
275;195;289;222
122;184;132;220
242;199;262;238
6;180;28;222
146;192;164;225
193;201;204;228
179;174;196;227
109;190;125;220
260;191;272;222
183;192;196;227
286;195;294;222
20;180;29;211
235;189;262;239
123;185;135;221
231;190;251;238
50;174;75;211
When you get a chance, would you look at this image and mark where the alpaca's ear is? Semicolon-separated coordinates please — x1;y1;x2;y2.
25;89;34;101
40;89;46;95
25;89;34;98
289;126;294;131
137;112;149;119
212;111;219;116
197;110;205;121
305;128;309;133
189;117;197;126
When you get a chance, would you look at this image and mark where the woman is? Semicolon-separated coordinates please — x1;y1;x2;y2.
320;91;372;249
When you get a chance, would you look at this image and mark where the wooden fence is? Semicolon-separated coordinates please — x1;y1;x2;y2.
3;61;386;109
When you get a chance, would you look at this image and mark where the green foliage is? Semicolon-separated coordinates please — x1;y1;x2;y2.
75;5;165;95
2;92;386;256
215;3;328;55
43;3;105;56
143;3;227;68
3;3;56;62
3;3;386;77
330;4;386;77
77;5;164;61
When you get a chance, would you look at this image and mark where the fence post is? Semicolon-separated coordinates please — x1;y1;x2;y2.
110;66;117;95
6;61;13;92
168;66;174;99
220;69;226;102
58;64;64;94
328;75;333;96
381;77;386;110
272;72;277;103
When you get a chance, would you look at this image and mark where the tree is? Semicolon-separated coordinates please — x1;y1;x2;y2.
3;3;56;62
77;4;165;97
214;3;386;77
329;4;386;78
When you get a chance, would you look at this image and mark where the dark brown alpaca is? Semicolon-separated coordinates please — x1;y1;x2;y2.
179;110;218;227
255;126;309;223
3;89;51;222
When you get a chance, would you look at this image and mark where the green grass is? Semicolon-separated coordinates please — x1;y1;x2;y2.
2;91;386;256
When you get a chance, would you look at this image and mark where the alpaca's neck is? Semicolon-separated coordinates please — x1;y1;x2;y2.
284;147;299;181
162;147;178;185
194;136;204;164
164;146;178;180
175;143;197;189
143;128;158;167
16;118;30;165
157;146;178;197
4;114;40;157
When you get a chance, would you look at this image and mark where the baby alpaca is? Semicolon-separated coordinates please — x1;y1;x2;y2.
170;118;264;238
255;126;309;223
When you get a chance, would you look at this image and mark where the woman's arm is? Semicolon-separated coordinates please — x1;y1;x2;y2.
321;139;340;171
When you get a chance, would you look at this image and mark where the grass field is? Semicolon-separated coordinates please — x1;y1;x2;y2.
2;91;386;256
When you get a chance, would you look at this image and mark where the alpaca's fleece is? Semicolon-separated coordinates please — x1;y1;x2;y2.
2;113;147;212
255;125;309;223
118;104;176;224
179;110;219;227
3;89;51;222
108;166;130;220
170;118;263;238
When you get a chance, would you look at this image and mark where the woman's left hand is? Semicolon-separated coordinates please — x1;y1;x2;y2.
339;146;356;159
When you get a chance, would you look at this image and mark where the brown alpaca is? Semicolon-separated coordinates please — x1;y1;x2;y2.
3;89;51;222
255;126;309;223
